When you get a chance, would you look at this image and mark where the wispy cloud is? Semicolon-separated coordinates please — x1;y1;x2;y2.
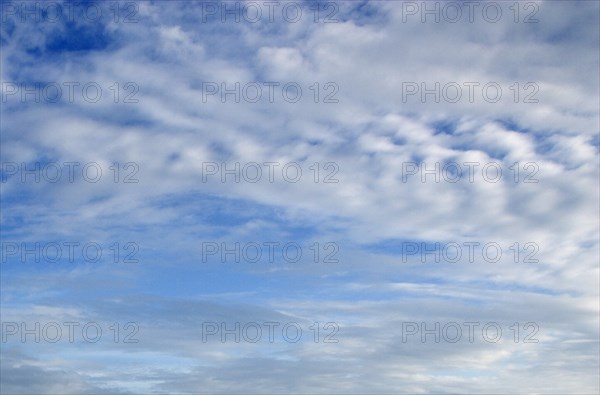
1;0;598;393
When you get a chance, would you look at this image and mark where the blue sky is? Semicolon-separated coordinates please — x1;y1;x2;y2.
1;0;599;393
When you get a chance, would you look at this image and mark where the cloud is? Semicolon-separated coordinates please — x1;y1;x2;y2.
1;0;598;393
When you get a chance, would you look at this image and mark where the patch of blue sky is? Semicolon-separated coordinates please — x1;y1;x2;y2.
306;0;390;26
430;118;459;136
137;263;323;300
0;17;16;43
455;279;567;298
150;192;320;237
46;22;113;53
0;200;52;235
0;260;328;307
591;134;600;152
495;118;528;133
361;238;442;256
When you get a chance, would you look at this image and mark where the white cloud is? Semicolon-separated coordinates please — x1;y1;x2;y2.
1;0;598;393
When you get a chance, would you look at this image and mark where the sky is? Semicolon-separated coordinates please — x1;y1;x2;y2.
0;0;599;393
